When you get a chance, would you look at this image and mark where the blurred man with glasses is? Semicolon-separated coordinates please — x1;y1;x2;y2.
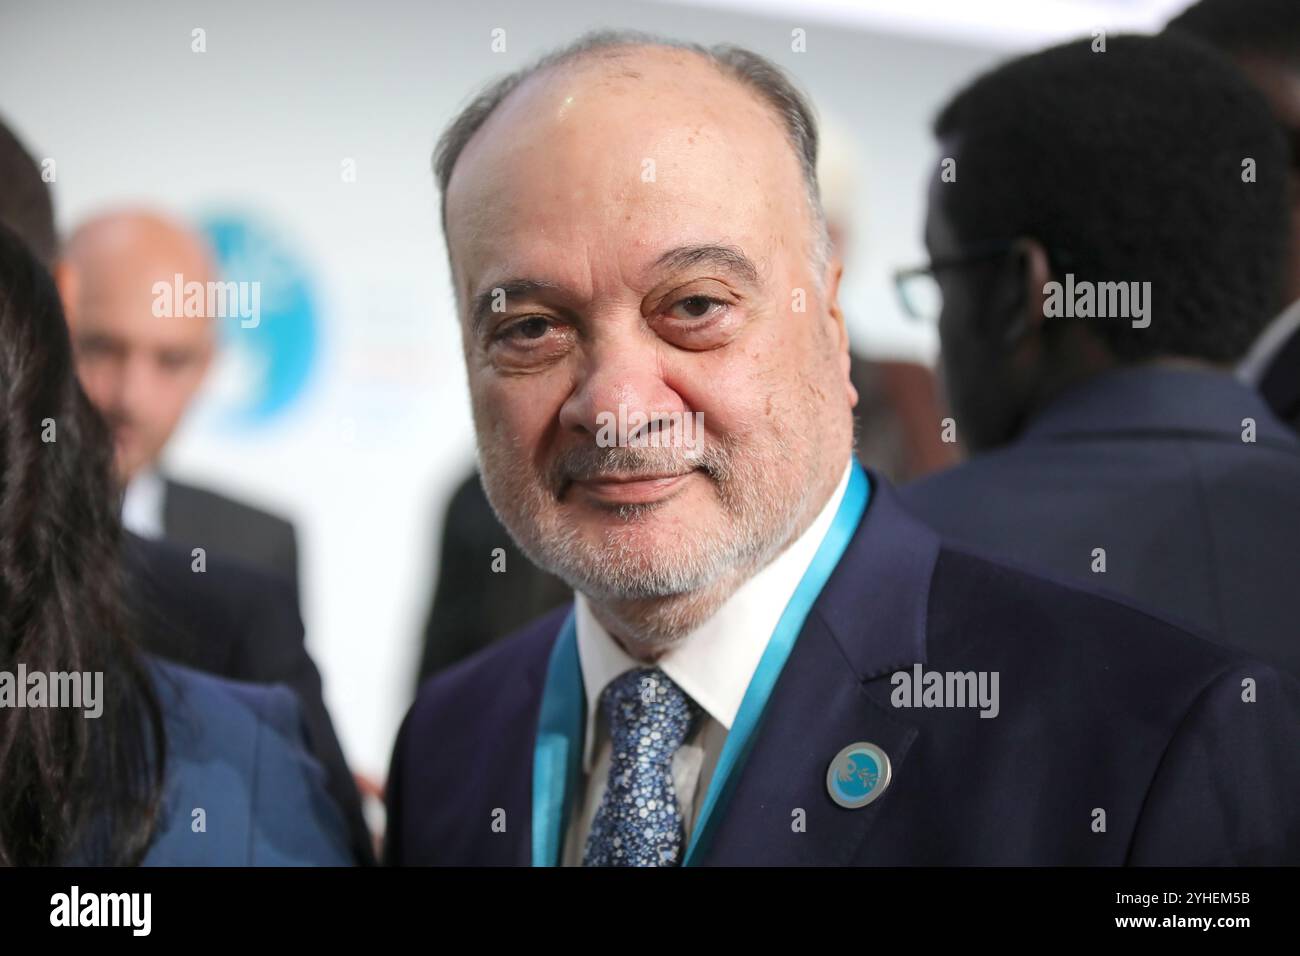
899;33;1300;678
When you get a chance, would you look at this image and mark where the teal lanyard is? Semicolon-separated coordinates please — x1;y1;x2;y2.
531;460;870;866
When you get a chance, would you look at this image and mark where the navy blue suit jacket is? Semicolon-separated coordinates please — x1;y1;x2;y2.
386;476;1300;865
901;366;1300;678
139;659;354;865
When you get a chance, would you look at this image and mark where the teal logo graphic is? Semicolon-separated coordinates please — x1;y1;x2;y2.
199;214;319;426
827;742;892;809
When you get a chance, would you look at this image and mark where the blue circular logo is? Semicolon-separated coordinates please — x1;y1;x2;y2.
827;742;892;809
198;213;319;427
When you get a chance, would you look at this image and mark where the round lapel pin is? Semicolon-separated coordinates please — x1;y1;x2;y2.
827;742;892;809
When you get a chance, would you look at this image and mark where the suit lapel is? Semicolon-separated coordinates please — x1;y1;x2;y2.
699;476;939;865
700;611;921;864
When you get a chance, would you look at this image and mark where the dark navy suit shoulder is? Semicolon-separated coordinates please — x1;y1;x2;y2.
898;367;1300;676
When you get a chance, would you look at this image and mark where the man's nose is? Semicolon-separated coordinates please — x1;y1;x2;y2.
557;332;689;443
112;354;156;419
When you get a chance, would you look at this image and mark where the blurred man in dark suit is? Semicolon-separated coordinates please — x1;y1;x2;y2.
0;113;370;863
1166;0;1300;431
898;27;1300;676
56;211;300;597
387;31;1300;866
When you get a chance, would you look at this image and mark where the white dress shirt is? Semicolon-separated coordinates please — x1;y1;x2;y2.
562;455;854;865
121;467;167;540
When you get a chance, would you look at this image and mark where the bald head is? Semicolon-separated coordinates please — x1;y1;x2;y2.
64;211;215;293
445;44;823;313
58;211;217;483
436;33;831;305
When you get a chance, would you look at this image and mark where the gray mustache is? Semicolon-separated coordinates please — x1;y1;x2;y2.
551;443;719;489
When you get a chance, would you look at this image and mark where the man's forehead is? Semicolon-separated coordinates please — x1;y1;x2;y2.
444;49;804;297
457;45;778;165
455;183;768;282
454;201;777;328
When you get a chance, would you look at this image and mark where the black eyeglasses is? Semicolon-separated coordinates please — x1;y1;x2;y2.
893;240;1076;323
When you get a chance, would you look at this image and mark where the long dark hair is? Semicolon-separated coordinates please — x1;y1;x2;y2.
0;221;165;865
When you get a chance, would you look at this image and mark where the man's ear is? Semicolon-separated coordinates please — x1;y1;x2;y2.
994;237;1052;349
823;255;859;409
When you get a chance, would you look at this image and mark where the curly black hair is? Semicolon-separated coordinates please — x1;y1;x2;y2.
933;33;1290;363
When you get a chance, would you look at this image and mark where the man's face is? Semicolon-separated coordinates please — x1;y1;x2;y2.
1237;55;1300;305
444;49;855;603
61;234;214;482
925;146;1023;453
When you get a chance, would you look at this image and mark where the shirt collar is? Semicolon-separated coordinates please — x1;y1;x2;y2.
574;455;854;773
1239;297;1300;385
122;466;167;540
1018;364;1295;446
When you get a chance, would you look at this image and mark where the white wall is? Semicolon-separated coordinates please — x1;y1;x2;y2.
0;0;1039;777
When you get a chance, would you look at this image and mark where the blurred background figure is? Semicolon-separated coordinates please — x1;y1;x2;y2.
0;114;373;864
0;217;352;866
56;212;301;599
898;35;1300;676
413;108;957;688
1166;0;1300;432
416;472;570;683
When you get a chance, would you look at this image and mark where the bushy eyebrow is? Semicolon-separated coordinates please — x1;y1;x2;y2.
467;243;760;337
651;243;760;286
469;278;563;338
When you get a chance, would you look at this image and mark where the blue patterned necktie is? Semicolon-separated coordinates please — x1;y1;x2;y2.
583;666;702;867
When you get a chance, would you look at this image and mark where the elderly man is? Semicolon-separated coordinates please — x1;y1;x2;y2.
386;30;1300;866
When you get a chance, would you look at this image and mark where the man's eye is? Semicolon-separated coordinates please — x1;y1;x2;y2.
670;295;728;320
498;316;553;342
